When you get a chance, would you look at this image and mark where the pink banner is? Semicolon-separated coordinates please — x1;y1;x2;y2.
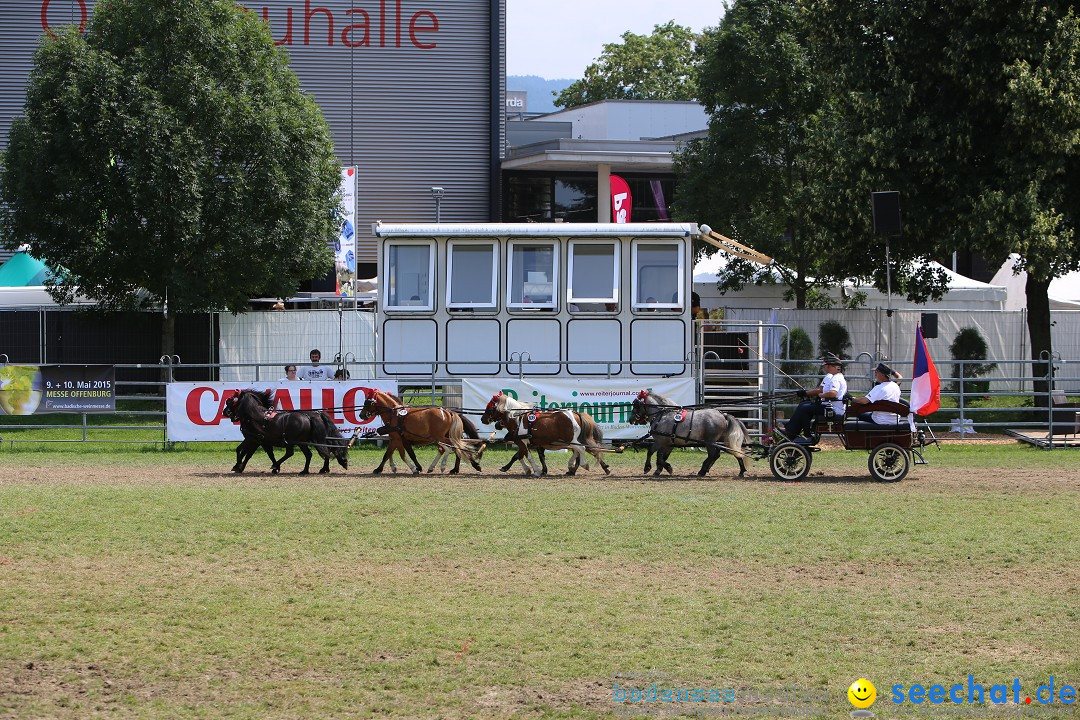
611;175;632;223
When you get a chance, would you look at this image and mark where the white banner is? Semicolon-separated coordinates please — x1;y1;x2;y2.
166;381;396;442
336;166;357;296
461;377;695;440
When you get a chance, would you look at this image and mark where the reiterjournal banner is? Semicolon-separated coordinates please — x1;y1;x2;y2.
166;381;396;442
461;377;695;440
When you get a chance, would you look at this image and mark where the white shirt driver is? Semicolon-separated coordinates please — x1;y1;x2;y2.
821;372;847;416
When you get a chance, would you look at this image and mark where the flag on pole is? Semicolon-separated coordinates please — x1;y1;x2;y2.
910;325;940;415
611;174;632;223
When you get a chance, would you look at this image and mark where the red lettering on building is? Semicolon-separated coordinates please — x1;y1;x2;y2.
342;8;371;48
304;0;333;46
40;1;439;50
409;10;438;49
41;0;88;38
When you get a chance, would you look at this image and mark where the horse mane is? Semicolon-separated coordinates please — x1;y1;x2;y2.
496;394;532;413
647;390;677;407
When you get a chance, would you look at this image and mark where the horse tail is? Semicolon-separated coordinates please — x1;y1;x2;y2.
577;412;603;447
728;413;750;451
459;413;480;440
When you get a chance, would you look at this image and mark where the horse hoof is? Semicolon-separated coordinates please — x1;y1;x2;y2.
299;470;310;475
320;468;330;474
271;468;280;475
372;468;383;475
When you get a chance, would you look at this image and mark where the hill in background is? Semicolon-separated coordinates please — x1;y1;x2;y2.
507;75;574;114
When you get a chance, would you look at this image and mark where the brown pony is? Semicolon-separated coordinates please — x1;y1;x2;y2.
359;389;482;474
480;392;611;476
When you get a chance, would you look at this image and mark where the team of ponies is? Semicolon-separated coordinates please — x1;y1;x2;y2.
222;386;752;478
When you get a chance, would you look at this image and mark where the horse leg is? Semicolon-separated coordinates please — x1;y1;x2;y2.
427;447;444;473
699;446;722;476
373;444;393;473
591;446;611;475
273;445;294;474
320;454;332;473
537;447;549;476
643;445;654;474
501;437;525;473
298;445;313;474
565;446;580;476
232;440;248;472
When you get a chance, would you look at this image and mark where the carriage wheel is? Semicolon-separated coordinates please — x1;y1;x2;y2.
868;443;910;482
769;442;812;481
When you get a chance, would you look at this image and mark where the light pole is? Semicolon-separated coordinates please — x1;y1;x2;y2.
431;186;444;222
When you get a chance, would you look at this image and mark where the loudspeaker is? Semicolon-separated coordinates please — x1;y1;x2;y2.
872;191;902;236
921;312;938;339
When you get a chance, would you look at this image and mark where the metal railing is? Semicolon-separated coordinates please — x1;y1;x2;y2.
2;354;1079;447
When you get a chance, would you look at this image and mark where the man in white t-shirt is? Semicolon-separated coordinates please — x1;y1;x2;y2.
298;349;330;381
851;362;903;424
782;353;848;441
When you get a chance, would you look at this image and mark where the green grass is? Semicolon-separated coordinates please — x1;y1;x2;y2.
0;445;1078;718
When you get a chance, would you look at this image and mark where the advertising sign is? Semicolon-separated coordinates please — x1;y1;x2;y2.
166;381;396;442
611;174;632;223
0;364;115;415
336;166;357;296
462;377;694;440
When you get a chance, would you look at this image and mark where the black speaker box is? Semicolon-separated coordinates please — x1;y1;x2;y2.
921;312;938;339
872;191;902;235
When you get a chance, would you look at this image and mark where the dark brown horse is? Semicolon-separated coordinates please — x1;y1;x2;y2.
359;389;482;474
480;392;611;476
223;389;352;474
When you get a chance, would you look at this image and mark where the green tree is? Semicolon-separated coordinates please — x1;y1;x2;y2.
554;21;702;108
673;0;881;308
0;0;342;353
817;320;851;360
810;1;1080;403
949;327;998;396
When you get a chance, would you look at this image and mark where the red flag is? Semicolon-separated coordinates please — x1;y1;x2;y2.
611;175;632;223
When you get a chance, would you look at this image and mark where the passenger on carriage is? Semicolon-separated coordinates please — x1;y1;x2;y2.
851;363;903;424
780;353;847;442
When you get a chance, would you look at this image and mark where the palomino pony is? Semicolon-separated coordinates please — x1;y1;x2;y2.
223;389;352;474
481;392;611;476
630;389;749;477
359;389;482;474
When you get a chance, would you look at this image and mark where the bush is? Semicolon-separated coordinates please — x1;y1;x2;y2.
949;326;998;396
818;320;851;359
779;327;815;389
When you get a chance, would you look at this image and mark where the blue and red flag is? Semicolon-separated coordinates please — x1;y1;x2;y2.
910;325;940;416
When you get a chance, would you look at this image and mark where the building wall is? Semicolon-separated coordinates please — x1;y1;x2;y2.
0;0;504;265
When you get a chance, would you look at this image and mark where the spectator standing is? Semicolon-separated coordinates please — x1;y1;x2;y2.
298;349;330;381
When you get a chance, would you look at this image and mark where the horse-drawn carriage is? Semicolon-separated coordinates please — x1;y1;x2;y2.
759;399;930;482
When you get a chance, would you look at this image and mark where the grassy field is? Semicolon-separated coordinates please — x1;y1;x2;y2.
1;443;1078;719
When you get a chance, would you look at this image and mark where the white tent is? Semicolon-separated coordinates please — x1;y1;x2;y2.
694;251;1007;311
990;253;1080;310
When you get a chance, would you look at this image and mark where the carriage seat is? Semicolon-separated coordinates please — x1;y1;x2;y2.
843;399;911;433
843;420;912;433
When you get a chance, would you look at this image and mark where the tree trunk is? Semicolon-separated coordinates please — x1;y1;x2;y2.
1025;274;1052;408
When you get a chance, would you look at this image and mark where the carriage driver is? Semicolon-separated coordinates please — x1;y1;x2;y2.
851;362;903;424
780;353;848;442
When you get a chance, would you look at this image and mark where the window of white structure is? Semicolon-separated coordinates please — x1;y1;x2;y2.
632;241;682;311
507;240;558;310
446;241;498;309
567;240;619;310
384;241;435;311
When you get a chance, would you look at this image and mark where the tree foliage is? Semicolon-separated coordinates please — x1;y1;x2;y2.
0;0;342;314
808;1;1080;392
672;0;900;309
554;22;702;108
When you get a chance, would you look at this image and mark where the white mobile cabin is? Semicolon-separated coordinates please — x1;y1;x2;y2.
372;222;703;380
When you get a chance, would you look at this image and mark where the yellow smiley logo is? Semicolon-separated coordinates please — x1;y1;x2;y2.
848;678;877;709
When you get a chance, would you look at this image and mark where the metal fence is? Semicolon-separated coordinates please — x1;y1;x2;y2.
2;352;1080;448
